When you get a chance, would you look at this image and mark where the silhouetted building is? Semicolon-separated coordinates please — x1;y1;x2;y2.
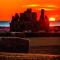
39;9;45;31
19;8;38;32
39;9;49;32
10;13;19;32
19;13;25;32
32;12;40;31
10;16;15;32
19;9;33;32
45;15;49;31
10;8;49;32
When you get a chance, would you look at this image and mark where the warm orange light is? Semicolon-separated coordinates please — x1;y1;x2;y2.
0;0;60;21
27;4;40;7
22;4;40;8
49;17;56;21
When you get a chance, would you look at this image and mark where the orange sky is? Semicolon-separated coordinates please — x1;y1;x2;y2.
0;0;60;21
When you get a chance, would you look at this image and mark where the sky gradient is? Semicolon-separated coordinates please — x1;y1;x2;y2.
0;0;60;21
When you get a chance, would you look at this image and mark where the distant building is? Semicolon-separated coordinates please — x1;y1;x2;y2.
10;13;19;32
50;26;60;32
39;9;49;32
50;21;60;32
19;8;39;32
44;15;49;31
32;12;40;31
10;8;49;32
39;9;45;31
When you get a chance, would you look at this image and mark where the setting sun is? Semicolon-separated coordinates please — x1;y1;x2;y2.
49;17;56;21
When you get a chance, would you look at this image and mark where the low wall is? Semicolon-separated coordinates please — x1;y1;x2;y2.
28;37;60;46
0;37;29;53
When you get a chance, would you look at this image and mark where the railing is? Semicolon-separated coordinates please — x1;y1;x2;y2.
1;32;60;37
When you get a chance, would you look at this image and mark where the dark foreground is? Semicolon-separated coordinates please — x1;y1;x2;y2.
0;32;59;60
0;52;60;60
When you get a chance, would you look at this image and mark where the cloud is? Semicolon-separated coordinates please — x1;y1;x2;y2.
22;4;58;11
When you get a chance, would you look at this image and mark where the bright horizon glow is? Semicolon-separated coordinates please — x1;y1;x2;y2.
0;22;10;27
49;17;56;21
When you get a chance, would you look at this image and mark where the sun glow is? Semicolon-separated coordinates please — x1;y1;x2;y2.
49;17;56;21
27;4;40;7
